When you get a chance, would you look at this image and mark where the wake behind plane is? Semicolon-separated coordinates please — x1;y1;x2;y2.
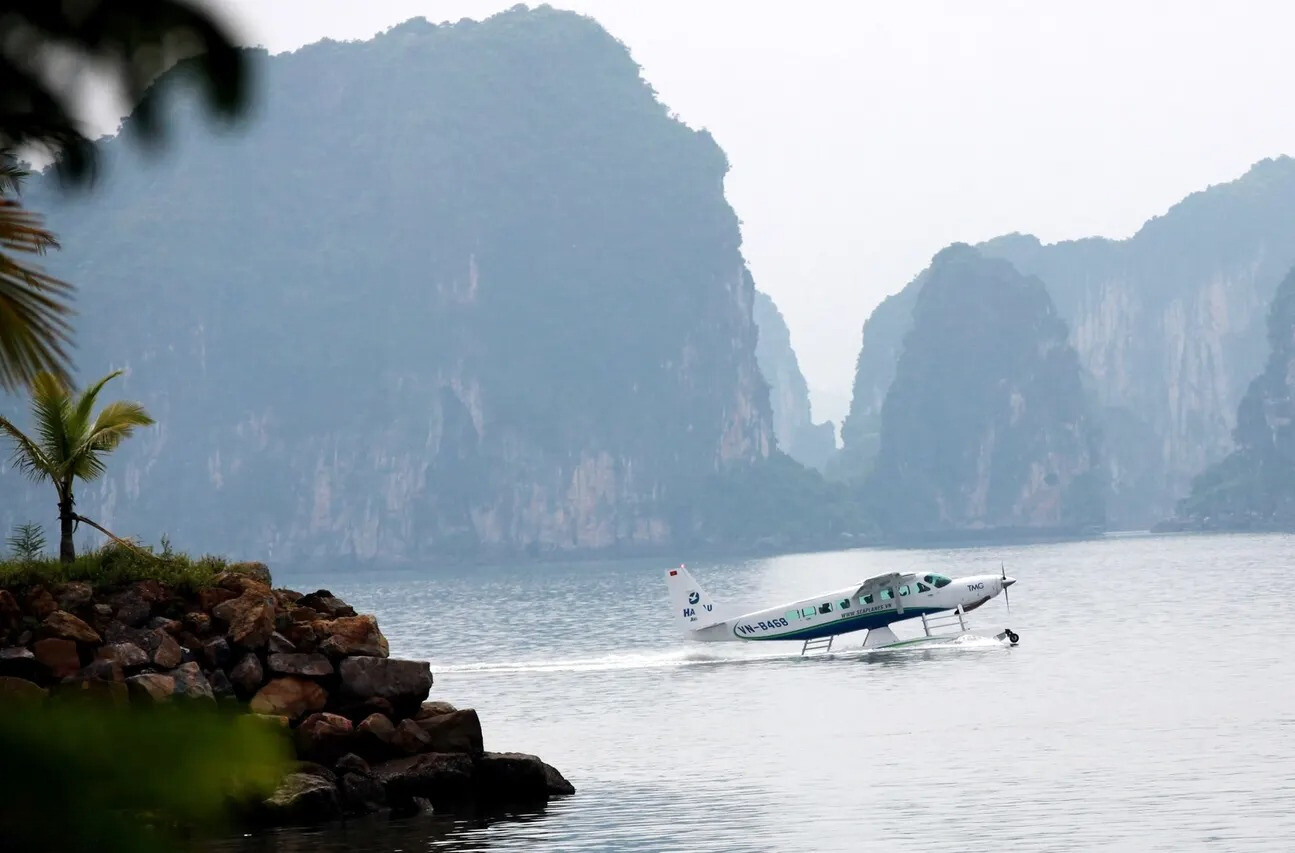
666;564;1018;654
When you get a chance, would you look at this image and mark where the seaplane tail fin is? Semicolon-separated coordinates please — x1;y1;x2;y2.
666;565;724;630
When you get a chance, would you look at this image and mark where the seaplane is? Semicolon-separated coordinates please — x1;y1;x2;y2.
666;564;1019;654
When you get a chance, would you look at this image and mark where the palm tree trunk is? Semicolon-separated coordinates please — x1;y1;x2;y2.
57;492;75;563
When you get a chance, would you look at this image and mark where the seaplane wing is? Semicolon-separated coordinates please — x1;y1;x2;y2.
850;572;918;600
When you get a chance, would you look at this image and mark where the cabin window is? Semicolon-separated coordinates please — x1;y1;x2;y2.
838;599;851;610
801;607;816;618
785;610;801;621
861;594;874;605
898;585;910;596
917;582;931;593
879;589;894;600
818;602;833;614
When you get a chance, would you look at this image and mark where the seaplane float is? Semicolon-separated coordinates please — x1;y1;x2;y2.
666;564;1019;654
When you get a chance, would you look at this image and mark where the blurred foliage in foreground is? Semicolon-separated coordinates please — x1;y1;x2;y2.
0;699;292;852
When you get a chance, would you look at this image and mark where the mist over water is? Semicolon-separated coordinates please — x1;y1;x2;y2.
220;533;1295;851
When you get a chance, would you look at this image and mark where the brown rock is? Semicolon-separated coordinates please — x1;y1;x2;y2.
268;652;333;678
229;562;272;585
249;677;327;719
315;616;387;658
335;753;370;776
0;675;47;702
215;591;276;649
476;752;563;805
147;617;181;635
0;589;22;630
126;672;175;703
416;709;484;754
24;587;57;620
296;712;355;764
213;571;271;597
333;696;396;724
414;700;459;719
131;579;167;603
196;586;236;611
183;612;212;636
40;610;101;644
152;631;183;670
229;653;265;695
32;637;80;679
338;657;431;714
208;668;236;701
55;581;94;612
202;637;233;670
260;773;340;824
339;771;386;815
390;719;433;754
267;632;297;654
298;591;356;618
110;590;150;627
168;662;215;703
373;753;475;812
273;589;304;608
95;643;149;670
354;712;397;760
78;659;124;683
281;621;319;653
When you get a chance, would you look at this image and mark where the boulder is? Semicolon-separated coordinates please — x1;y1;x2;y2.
273;589;303;608
476;752;561;806
296;712;355;765
333;696;396;725
152;631;183;670
147;617;181;634
280;621;319;653
130;579;167;604
259;772;340;825
111;590;150;627
293;761;337;784
208;668;236;701
168;662;216;703
0;590;23;633
0;646;41;681
339;772;386;815
315;615;386;658
24;587;57;620
267;632;297;655
54;581;94;612
32;637;80;679
0;675;47;702
298;591;356;618
39;610;102;644
389;719;433;754
202;637;233;670
374;753;475;812
354;712;398;760
268;652;332;678
335;753;370;776
95;643;149;671
229;653;265;696
214;591;276;649
414;700;458;720
196;586;237;612
213;571;272;598
183;612;212;636
229;562;273;586
415;709;483;754
77;659;124;683
126;673;176;703
338;657;430;715
249;677;327;719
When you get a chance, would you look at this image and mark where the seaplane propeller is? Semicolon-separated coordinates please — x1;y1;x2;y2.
1001;562;1011;614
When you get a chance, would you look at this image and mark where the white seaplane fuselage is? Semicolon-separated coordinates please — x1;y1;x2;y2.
666;565;1016;649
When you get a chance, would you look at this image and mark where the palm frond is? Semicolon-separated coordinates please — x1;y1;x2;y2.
71;400;154;481
0;413;54;483
0;195;75;392
28;370;74;471
71;369;124;441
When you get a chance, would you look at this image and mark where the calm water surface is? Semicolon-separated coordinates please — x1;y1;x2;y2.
219;533;1295;852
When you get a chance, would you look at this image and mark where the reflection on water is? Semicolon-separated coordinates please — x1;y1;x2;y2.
217;533;1295;852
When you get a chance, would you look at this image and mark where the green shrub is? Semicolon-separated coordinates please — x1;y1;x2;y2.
0;538;233;592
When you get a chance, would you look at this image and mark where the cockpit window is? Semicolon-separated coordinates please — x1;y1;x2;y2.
917;582;931;593
925;574;953;588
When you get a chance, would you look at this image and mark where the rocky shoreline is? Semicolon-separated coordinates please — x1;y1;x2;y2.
0;564;572;826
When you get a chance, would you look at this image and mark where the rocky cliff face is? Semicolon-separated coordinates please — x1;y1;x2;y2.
838;157;1295;525
752;286;836;470
866;246;1104;536
0;9;773;561
1168;264;1295;529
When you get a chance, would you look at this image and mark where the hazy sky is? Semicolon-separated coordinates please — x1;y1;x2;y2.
195;0;1295;422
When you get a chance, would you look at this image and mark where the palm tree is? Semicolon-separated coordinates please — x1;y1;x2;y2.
0;369;154;562
0;154;73;392
0;1;251;391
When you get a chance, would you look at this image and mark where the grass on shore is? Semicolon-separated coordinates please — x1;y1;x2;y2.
0;540;234;593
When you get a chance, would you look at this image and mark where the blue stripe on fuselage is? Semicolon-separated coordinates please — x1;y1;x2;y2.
733;607;945;642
